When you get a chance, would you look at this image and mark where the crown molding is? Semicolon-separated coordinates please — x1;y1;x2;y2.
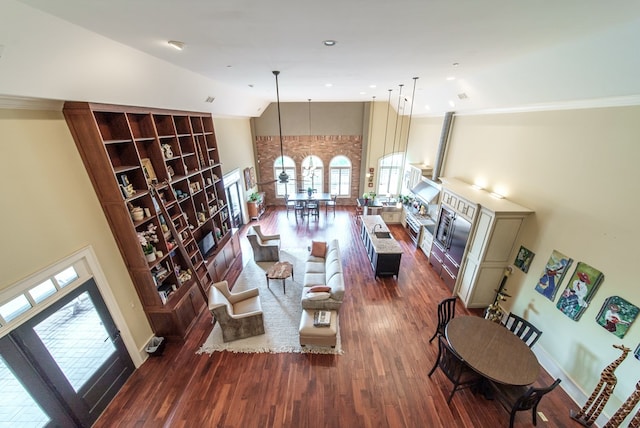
0;95;63;111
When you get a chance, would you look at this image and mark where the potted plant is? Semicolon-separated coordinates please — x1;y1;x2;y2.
362;192;370;206
248;192;260;202
138;224;159;263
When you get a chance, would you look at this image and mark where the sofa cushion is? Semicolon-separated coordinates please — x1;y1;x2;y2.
308;285;331;293
310;240;327;257
325;258;342;278
305;291;331;300
303;273;326;287
305;261;326;274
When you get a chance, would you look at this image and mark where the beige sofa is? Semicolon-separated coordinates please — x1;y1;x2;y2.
301;239;345;311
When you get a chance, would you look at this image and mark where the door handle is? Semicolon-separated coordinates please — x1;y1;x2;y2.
105;330;122;343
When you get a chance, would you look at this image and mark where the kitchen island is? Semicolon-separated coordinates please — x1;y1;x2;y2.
359;215;403;278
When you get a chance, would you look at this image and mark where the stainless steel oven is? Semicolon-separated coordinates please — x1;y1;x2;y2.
405;212;422;246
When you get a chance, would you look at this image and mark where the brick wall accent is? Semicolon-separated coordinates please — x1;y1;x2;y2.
256;135;362;206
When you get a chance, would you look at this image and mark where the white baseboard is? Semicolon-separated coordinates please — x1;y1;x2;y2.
533;346;610;427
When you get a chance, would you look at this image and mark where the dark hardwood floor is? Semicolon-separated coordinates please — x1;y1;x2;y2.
94;206;578;427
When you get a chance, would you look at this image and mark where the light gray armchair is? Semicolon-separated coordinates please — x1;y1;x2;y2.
247;225;280;262
208;280;264;342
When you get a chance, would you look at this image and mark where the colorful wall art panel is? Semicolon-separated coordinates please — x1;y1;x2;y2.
596;296;639;338
556;262;604;321
535;250;573;301
514;246;535;273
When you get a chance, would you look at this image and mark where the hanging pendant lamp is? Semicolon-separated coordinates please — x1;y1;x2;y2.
303;98;315;178
273;70;289;184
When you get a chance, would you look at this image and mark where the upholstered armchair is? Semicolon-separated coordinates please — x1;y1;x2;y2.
247;225;280;262
208;280;264;342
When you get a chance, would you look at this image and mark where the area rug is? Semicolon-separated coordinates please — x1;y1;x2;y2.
197;248;343;355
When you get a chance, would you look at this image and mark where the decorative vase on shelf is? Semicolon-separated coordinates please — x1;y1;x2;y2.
130;207;144;222
144;246;157;263
307;189;313;197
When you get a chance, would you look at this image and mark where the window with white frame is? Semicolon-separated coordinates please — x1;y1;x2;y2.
377;152;404;196
329;155;352;196
274;155;296;197
0;259;89;333
301;155;323;193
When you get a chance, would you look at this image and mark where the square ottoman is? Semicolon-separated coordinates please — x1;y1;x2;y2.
299;309;338;347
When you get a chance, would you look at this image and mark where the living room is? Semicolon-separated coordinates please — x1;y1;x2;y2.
1;1;640;426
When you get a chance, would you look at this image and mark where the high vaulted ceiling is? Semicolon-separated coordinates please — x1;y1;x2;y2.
12;0;640;117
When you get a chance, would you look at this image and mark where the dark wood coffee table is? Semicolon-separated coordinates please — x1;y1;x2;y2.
265;261;294;293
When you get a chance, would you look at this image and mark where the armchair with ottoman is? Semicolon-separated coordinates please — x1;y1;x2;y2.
208;280;265;342
246;225;280;262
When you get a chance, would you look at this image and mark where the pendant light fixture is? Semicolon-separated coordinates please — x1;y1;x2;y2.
400;77;419;179
388;84;405;195
303;99;316;178
274;70;289;184
365;96;375;180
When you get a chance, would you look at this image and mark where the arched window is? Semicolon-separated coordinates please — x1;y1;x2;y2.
301;155;323;193
377;153;404;196
274;155;295;197
329;155;352;196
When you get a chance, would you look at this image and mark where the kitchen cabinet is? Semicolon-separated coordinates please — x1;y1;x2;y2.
438;178;533;308
359;216;403;278
403;163;433;192
419;227;433;257
380;207;402;224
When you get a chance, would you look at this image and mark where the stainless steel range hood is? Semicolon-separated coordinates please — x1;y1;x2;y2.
410;177;441;204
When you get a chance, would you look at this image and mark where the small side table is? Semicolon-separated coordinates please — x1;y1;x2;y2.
265;261;294;293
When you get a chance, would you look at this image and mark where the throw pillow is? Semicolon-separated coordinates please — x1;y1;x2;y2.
308;285;331;293
310;240;327;258
305;291;331;300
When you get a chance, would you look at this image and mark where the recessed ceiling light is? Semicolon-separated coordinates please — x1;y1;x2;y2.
323;40;337;47
360;91;366;95
446;76;456;81
168;40;185;50
448;100;456;107
325;83;333;87
369;84;377;89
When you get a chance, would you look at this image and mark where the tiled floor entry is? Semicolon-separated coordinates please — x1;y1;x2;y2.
0;293;115;427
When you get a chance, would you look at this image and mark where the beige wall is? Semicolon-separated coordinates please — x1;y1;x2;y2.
213;117;257;223
0;109;153;347
0;110;257;355
254;102;365;136
410;106;640;415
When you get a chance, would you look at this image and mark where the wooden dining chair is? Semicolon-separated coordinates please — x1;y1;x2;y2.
306;200;320;220
502;313;542;348
325;194;337;216
489;378;561;428
285;194;296;218
294;200;306;223
428;335;483;404
429;297;457;343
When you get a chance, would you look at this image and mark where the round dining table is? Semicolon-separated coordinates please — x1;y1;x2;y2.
445;316;540;386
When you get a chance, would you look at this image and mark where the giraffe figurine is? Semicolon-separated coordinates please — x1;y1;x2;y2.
629;408;640;428
570;344;631;426
603;381;640;428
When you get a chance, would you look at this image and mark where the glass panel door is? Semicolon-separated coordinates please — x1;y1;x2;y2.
7;278;134;427
0;355;50;426
32;291;116;392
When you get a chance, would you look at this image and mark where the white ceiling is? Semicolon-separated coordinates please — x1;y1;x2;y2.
13;0;640;117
